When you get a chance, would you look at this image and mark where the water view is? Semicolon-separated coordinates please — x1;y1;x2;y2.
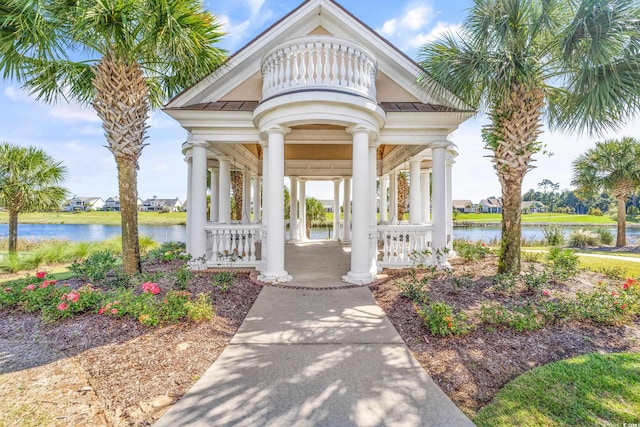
2;223;639;244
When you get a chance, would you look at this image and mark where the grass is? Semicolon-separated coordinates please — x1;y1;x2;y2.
0;402;54;427
0;211;186;225
455;212;615;224
578;256;640;278
474;352;640;426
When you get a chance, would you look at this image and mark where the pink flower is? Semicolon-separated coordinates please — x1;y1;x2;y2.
98;308;105;315
57;302;69;311
111;308;118;315
36;271;46;279
612;291;618;296
543;291;549;296
4;287;12;293
141;282;161;295
67;292;80;303
26;284;36;291
42;280;57;286
621;304;627;310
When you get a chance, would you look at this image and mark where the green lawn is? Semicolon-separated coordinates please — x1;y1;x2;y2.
474;352;640;426
0;211;186;225
455;212;615;224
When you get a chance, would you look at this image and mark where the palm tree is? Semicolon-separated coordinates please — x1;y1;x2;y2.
397;172;409;221
572;137;640;247
0;0;226;273
305;197;327;239
419;0;640;274
0;142;68;254
231;171;243;221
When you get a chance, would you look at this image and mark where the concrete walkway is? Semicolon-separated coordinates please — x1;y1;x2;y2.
154;241;474;427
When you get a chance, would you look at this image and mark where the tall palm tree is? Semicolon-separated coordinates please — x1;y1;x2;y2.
0;0;226;273
419;0;640;274
0;142;68;254
397;171;409;220
231;171;243;221
572;137;640;247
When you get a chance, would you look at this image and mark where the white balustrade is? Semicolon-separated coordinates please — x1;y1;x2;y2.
377;225;434;268
205;224;262;268
261;36;377;101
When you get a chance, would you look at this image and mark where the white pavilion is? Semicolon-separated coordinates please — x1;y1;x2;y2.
163;0;472;284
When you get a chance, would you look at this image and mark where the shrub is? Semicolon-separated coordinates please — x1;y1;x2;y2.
567;229;600;248
546;247;580;281
145;241;190;263
397;269;428;303
588;207;603;216
596;265;627;280
42;284;103;322
594;227;614;245
70;250;121;283
160;291;191;323
522;265;549;292
542;226;564;246
492;273;518;293
480;302;546;332
174;264;194;290
453;240;491;262
522;251;542;263
418;301;472;336
185;293;216;322
212;271;236;291
572;280;640;325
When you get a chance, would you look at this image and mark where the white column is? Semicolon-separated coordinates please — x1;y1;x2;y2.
333;179;341;240
342;177;351;243
380;174;389;223
258;126;291;282
209;168;219;223
344;126;374;284
421;170;431;223
242;170;251;224
290;177;299;241
261;144;269;226
446;157;454;252
369;142;379;275
252;174;261;222
410;159;422;225
185;154;193;253
389;171;398;225
299;179;307;240
218;157;231;224
432;143;450;268
189;142;208;259
369;144;378;227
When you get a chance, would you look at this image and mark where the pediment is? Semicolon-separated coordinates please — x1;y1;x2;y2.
166;0;461;110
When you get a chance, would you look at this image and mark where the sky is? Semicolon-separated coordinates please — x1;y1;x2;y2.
1;0;639;203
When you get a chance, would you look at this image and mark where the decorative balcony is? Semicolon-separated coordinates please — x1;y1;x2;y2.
261;36;377;101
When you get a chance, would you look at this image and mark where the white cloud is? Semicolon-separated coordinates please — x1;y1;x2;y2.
247;0;265;16
375;1;439;53
49;101;100;123
219;14;253;49
408;22;461;49
63;141;88;152
148;111;179;130
3;86;34;102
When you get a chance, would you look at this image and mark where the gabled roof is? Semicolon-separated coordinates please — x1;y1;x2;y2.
166;0;466;111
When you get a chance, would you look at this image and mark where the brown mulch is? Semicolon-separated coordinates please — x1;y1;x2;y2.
0;263;262;426
371;257;640;418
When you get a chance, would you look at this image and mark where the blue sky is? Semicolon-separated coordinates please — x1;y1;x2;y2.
1;0;639;203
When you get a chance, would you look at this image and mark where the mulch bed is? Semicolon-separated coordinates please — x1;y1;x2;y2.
0;264;262;426
371;257;640;417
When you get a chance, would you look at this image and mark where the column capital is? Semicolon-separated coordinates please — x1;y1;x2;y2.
409;157;423;164
332;178;342;183
260;125;291;139
189;139;208;147
217;156;233;163
289;176;299;181
430;139;452;150
347;123;375;136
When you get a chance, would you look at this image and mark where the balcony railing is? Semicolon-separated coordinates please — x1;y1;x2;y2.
204;224;262;268
377;225;434;268
261;36;377;101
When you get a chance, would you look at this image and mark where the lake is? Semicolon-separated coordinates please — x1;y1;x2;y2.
2;223;640;244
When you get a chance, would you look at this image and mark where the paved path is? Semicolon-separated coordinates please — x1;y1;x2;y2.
154;242;474;427
524;249;640;262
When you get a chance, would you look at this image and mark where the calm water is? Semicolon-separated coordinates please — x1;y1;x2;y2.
1;223;639;244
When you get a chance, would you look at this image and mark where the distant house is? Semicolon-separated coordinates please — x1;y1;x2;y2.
64;196;105;212
452;199;474;213
140;197;183;212
318;199;335;213
521;201;547;214
103;196;143;211
479;197;502;213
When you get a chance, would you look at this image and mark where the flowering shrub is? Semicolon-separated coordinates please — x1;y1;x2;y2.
35;271;47;279
480;302;548;332
160;290;191;323
573;279;640;325
142;281;161;295
418;301;472;336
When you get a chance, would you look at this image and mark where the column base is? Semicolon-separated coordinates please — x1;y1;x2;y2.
258;271;293;284
342;271;375;285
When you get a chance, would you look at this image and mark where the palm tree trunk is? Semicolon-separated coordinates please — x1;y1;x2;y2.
92;54;149;274
8;210;18;255
117;157;141;273
616;196;627;247
499;173;523;274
